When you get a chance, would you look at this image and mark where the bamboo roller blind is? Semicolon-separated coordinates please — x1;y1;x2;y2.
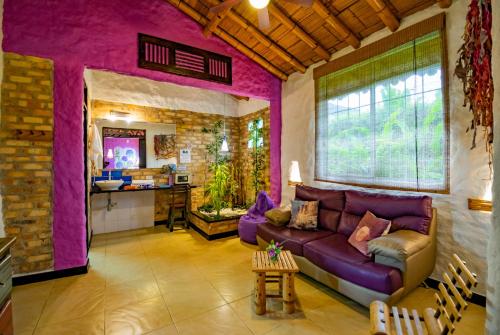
314;13;449;193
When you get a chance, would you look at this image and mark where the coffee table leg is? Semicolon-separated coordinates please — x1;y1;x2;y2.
255;272;266;315
283;273;295;314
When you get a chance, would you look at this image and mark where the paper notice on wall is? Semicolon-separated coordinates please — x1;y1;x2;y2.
179;148;191;163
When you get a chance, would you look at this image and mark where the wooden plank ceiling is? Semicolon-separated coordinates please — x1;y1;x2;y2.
166;0;451;80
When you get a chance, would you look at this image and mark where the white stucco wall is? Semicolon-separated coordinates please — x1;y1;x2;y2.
281;2;492;295
86;69;241;116
237;97;270;116
86;69;269;117
487;0;499;333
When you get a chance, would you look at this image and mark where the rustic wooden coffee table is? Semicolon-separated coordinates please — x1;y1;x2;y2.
252;250;300;315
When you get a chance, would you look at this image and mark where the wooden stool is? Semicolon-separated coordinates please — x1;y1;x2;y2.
370;254;478;335
167;184;190;232
252;250;299;315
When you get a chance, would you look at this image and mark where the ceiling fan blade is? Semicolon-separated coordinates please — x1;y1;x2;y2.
209;0;243;14
282;0;313;7
257;8;271;31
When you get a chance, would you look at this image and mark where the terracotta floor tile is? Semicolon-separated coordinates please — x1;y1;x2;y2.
104;276;161;310
105;296;173;335
12;302;45;334
144;324;179;335
175;304;253;335
37;285;105;326
9;227;486;335
34;312;104;335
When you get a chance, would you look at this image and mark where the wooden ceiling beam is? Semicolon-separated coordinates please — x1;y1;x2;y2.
205;0;307;73
231;94;249;101
310;0;360;49
267;3;330;61
165;0;288;80
364;0;400;32
436;0;452;8
203;7;231;37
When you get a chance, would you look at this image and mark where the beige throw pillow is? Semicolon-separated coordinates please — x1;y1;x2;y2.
288;200;319;230
265;207;291;227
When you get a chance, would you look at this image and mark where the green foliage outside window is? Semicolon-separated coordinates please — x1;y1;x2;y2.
248;118;265;203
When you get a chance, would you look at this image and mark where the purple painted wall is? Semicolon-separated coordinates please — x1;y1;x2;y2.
3;0;282;270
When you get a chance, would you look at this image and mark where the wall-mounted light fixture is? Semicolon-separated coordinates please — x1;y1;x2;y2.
108;110;132;122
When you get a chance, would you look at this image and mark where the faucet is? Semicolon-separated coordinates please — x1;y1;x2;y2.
106;193;117;211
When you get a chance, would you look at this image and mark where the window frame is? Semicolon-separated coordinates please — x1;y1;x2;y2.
313;14;450;194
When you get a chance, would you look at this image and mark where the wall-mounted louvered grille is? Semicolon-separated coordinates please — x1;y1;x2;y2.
138;33;232;85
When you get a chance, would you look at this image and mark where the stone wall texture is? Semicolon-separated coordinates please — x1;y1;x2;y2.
280;2;492;295
0;53;54;274
90;100;270;220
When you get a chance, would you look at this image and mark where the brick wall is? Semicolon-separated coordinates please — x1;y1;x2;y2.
0;53;54;274
238;108;271;205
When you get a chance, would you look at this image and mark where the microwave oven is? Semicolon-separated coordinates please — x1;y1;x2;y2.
174;173;191;185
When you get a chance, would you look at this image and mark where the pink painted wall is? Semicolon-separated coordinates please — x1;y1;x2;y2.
3;0;282;270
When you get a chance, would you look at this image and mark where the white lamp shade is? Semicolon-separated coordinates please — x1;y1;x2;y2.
221;136;229;152
106;148;114;159
288;161;302;185
249;0;270;9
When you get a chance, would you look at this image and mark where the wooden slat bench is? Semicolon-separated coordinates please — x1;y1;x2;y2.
370;254;478;335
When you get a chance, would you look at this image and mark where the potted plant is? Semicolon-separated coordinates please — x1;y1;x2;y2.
201;120;232;218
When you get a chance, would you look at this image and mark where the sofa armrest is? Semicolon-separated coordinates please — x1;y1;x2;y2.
368;230;431;270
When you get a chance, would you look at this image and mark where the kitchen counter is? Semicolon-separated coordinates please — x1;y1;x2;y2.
90;184;197;195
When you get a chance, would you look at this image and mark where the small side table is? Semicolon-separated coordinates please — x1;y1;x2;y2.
252;250;299;315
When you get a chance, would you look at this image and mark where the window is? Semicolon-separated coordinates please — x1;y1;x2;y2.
248;118;264;149
314;16;448;192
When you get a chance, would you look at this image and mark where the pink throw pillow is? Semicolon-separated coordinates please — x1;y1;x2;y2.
348;211;391;256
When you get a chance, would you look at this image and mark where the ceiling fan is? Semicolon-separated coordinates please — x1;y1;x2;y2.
209;0;312;31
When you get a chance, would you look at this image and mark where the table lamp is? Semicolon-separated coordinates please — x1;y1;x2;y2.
288;161;303;186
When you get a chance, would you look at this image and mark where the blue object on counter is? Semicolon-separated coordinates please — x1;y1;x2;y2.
158;184;172;189
102;170;123;179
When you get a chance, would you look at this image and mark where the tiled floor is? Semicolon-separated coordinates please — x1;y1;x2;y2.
12;226;486;334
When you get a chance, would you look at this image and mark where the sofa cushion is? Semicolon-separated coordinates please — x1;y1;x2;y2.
288;200;319;230
303;234;403;294
257;223;333;256
338;212;362;236
295;185;345;232
265;207;291;227
391;216;430;235
344;190;432;234
368;230;432;263
348;211;391;256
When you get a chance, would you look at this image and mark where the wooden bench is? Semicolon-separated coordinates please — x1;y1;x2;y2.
370;254;478;335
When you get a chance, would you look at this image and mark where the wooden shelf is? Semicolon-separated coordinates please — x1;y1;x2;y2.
468;198;492;212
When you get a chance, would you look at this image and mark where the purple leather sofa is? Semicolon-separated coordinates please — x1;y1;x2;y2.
256;185;437;307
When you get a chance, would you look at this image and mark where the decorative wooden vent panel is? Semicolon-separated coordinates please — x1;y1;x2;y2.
138;33;232;85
